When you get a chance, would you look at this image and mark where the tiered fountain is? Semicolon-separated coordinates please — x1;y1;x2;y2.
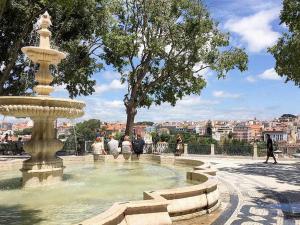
0;12;85;188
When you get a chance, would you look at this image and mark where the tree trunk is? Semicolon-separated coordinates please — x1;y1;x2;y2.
0;0;7;19
125;103;137;136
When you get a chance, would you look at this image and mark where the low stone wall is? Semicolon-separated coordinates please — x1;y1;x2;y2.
78;155;219;225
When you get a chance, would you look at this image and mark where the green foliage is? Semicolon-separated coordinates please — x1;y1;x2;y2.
101;0;248;134
73;119;101;141
135;121;154;126
197;136;217;145
58;134;66;139
0;0;106;96
269;0;300;86
160;133;170;142
216;139;253;156
114;132;123;140
14;127;32;136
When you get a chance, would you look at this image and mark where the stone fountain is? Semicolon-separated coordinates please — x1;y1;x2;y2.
0;12;85;188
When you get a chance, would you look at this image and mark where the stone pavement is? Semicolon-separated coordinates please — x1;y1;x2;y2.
191;157;300;225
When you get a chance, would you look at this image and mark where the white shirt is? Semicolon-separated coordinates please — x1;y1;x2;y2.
108;139;119;152
122;141;132;153
91;142;104;154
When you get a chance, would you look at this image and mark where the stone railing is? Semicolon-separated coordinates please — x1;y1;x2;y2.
78;155;219;225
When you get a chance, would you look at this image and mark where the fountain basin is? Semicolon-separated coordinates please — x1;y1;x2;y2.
0;156;202;225
21;46;66;64
0;96;85;119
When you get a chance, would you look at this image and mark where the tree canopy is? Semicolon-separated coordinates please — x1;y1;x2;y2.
269;0;300;85
101;0;248;134
0;0;106;97
73;119;101;141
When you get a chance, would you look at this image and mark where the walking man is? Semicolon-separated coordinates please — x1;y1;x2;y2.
264;134;277;164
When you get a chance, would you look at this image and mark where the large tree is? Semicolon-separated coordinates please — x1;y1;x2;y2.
269;0;300;85
0;0;106;97
101;0;248;135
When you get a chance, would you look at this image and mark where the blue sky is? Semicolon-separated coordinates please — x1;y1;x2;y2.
51;0;300;123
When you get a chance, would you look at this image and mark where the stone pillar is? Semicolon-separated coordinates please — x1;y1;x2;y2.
22;117;64;188
253;143;258;159
183;143;188;155
211;144;215;155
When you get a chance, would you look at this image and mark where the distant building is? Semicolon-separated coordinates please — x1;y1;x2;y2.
233;123;251;142
0;122;13;131
262;128;288;142
145;125;157;133
249;123;263;141
195;125;206;136
132;125;147;137
278;114;297;123
12;121;33;131
105;123;126;134
213;124;233;141
57;122;72;138
157;127;170;135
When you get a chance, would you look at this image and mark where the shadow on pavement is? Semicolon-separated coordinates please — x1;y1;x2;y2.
219;162;300;219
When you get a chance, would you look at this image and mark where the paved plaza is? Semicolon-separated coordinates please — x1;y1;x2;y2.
184;157;300;225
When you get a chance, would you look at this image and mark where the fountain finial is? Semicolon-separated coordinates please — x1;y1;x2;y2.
37;11;52;49
39;11;52;29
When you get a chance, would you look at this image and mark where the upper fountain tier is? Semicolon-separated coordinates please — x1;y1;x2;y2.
0;11;85;119
22;11;66;65
21;11;67;96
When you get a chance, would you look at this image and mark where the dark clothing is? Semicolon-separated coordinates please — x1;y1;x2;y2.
267;149;275;157
118;135;125;148
267;138;273;151
265;137;277;163
132;139;145;155
267;138;274;157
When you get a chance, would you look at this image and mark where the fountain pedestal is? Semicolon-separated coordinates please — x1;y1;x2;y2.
21;117;64;188
0;12;85;188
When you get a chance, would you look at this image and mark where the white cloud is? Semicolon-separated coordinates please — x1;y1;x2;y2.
94;79;125;94
225;8;280;52
258;68;281;80
246;76;256;83
54;84;67;92
213;91;241;99
101;71;120;80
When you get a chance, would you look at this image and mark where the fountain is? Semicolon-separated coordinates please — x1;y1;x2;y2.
0;12;85;188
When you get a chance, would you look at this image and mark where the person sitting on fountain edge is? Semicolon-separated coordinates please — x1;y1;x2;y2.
92;137;107;156
108;135;119;159
132;134;145;159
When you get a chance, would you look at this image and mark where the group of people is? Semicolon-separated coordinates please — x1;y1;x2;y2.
91;134;145;159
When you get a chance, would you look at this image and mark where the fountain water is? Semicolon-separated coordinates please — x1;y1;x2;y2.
0;12;85;188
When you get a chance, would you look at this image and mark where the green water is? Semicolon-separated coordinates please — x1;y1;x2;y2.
0;162;192;225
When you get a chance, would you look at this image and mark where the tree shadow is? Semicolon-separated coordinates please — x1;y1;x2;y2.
63;173;74;181
0;204;44;225
219;162;300;186
219;162;300;219
0;177;22;190
255;188;300;218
